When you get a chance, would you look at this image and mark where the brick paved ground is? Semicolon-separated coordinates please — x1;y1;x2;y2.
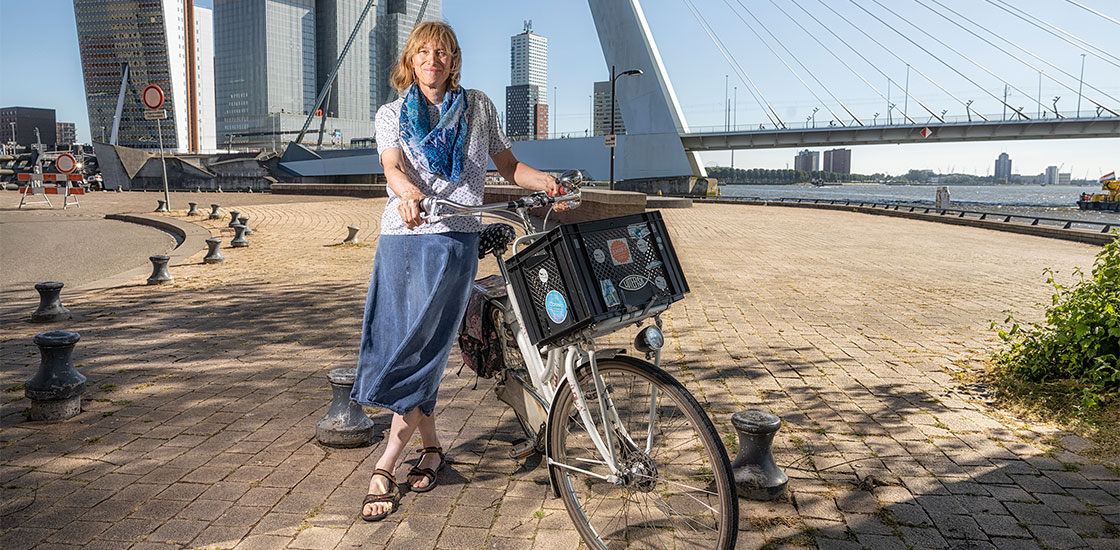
1;193;1117;549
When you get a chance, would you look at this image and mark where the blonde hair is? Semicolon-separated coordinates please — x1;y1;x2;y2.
390;21;462;94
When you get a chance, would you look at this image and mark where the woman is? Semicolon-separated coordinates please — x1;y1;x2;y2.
353;21;562;522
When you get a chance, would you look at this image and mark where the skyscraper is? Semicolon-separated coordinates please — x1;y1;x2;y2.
823;148;851;174
214;0;440;150
1;107;55;148
56;122;77;148
794;149;819;172
994;152;1012;183
592;81;625;137
74;0;211;152
505;21;547;140
194;6;217;153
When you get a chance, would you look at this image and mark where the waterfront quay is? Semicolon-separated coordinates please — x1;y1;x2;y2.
1;192;1116;549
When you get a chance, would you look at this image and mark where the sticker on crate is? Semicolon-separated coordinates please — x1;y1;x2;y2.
654;276;668;290
646;260;663;271
627;223;651;240
599;279;620;308
593;248;606;264
538;268;549;284
545;290;568;324
635;239;650;254
618;274;648;291
607;238;632;266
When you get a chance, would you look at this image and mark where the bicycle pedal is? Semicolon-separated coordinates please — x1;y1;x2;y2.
508;439;537;459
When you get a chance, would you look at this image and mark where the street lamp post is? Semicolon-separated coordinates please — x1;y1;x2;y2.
9;122;15;144
609;65;642;189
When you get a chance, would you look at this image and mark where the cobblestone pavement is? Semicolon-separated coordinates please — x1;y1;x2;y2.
1;194;1117;549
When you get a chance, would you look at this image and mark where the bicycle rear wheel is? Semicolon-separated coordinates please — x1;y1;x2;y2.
546;356;738;549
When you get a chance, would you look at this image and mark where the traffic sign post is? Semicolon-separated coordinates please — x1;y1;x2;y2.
143;85;171;211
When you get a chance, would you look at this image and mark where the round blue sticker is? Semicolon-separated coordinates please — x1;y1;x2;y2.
544;290;568;324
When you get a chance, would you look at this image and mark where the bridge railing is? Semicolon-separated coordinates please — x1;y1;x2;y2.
686;112;1120;134
709;196;1116;234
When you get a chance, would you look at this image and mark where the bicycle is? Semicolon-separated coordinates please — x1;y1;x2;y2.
421;171;738;549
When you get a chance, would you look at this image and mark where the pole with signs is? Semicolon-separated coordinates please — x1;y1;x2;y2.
142;85;171;209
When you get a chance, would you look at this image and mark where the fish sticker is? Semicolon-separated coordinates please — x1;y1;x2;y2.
593;248;606;264
627;223;651;240
599;279;620;308
545;290;568;324
618;274;648;291
608;238;632;266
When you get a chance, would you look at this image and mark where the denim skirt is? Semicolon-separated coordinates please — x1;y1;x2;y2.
351;232;479;416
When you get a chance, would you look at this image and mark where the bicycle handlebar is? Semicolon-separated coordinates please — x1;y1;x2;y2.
419;188;581;223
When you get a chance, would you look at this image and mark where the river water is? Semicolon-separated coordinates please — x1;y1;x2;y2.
719;184;1118;224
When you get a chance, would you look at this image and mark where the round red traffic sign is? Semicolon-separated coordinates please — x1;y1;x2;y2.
55;153;77;174
142;85;165;110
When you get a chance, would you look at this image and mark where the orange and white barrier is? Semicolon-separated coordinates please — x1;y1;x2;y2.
17;172;84;209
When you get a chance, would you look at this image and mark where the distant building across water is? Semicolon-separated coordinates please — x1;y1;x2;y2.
995;152;1012;183
823;148;851;174
794;149;819;172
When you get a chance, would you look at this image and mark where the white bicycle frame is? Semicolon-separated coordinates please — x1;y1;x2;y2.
425;192;667;482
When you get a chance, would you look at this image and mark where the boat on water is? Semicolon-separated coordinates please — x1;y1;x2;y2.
1077;172;1119;212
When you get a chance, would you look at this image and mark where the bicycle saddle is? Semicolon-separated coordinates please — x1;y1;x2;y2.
479;223;516;259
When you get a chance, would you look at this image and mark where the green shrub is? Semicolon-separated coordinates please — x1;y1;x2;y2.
993;235;1120;405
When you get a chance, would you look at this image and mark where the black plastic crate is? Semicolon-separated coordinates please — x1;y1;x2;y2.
506;211;689;347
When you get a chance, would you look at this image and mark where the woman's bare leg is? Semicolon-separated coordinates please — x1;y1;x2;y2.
408;411;442;489
364;408;425;517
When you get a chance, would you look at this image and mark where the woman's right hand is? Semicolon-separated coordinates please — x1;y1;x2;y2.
398;190;427;230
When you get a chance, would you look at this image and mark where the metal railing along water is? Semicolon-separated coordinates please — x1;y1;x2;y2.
708;196;1117;234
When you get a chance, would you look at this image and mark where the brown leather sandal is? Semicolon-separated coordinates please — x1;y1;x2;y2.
359;468;399;522
407;446;446;493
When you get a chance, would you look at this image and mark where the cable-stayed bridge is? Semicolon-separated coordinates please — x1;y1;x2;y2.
280;0;1119;181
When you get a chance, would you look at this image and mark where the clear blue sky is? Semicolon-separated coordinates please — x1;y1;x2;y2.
2;0;1117;177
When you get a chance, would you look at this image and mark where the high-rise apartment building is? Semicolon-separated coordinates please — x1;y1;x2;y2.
194;6;217;153
56;122;77;148
215;0;439;150
74;0;214;153
994;152;1012;183
794;149;819;172
505;22;547;140
1045;165;1059;186
1;107;56;148
823;148;851;174
592;80;625;137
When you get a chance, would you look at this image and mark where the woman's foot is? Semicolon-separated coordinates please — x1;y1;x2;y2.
362;469;397;520
407;447;444;491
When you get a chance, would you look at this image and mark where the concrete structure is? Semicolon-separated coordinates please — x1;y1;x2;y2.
592;80;625;136
794;149;819;172
1059;172;1071;186
994;152;1012;183
55;123;76;148
506;22;548;140
823;148;851;174
1045;165;1059;186
194;6;217;153
74;0;196;152
1;107;56;148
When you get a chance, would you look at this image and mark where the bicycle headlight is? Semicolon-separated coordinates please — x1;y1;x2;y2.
634;325;664;354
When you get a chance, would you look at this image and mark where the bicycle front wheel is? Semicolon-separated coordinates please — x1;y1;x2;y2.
546;356;738;549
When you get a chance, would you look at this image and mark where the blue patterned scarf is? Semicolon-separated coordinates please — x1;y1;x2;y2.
399;84;468;182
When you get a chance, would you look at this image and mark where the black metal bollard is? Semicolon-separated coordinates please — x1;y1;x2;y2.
31;282;72;323
316;368;374;447
203;238;225;264
208;204;222;219
147;255;173;285
343;226;360;244
187;202;200;216
25;331;85;421
730;410;788;500
155;199;169;213
230;224;249;247
237;215;253;235
228;210;241;228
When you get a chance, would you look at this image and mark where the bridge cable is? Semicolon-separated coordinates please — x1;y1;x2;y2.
852;0;1033;120
1063;0;1120;27
982;0;1120;69
776;0;917;124
723;0;855;126
680;0;786;129
809;0;960;122
918;0;1120;116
